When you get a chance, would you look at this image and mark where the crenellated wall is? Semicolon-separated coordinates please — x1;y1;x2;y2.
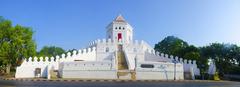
92;39;153;62
15;46;98;78
15;56;59;78
123;40;154;70
60;47;97;62
95;39;117;61
16;38;200;79
143;50;200;76
183;59;200;76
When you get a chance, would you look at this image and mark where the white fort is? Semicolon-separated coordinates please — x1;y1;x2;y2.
16;15;200;80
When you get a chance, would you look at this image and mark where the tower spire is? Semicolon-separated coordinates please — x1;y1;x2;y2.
114;14;126;22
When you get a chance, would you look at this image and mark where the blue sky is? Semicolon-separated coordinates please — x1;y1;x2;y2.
1;0;240;51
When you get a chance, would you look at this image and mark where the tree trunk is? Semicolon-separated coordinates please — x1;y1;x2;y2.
6;64;11;74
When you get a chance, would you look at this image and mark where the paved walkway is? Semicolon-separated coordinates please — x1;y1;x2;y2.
0;76;233;83
0;78;240;87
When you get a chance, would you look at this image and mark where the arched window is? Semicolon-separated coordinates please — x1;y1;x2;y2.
123;27;125;30
115;27;117;29
119;27;121;29
106;47;109;52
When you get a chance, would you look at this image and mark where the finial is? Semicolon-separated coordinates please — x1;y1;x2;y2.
114;14;126;22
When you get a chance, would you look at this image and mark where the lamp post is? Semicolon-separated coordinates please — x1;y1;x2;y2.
201;64;205;80
173;60;177;80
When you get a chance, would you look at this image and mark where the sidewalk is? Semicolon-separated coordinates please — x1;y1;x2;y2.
0;77;230;83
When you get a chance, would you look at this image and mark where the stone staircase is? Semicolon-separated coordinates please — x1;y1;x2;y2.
117;46;135;80
117;51;128;70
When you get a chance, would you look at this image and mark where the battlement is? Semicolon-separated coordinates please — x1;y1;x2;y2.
21;47;97;65
88;39;147;46
145;50;197;65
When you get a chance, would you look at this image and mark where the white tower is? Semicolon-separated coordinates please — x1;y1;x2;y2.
106;15;133;44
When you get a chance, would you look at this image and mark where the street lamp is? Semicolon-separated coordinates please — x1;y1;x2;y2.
173;60;177;80
201;64;205;80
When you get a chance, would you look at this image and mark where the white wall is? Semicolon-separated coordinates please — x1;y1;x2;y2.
16;38;200;79
95;39;117;61
15;56;58;78
136;62;184;80
15;46;98;78
183;59;200;76
60;61;117;79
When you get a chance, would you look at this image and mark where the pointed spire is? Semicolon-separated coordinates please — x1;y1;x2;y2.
114;14;126;22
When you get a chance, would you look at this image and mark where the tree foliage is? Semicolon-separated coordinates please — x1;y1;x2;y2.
154;36;201;60
0;16;36;74
37;46;65;57
154;36;202;68
154;35;240;77
154;36;188;57
200;43;240;76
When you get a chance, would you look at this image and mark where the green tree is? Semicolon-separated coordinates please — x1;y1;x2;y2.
155;36;240;78
0;16;36;74
154;36;188;57
37;46;65;57
200;43;240;76
183;45;200;60
154;36;201;60
154;36;204;77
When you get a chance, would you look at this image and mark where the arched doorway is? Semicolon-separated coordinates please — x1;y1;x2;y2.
35;68;41;78
117;33;122;40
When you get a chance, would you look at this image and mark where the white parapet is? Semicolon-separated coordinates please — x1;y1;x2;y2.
15;55;59;78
